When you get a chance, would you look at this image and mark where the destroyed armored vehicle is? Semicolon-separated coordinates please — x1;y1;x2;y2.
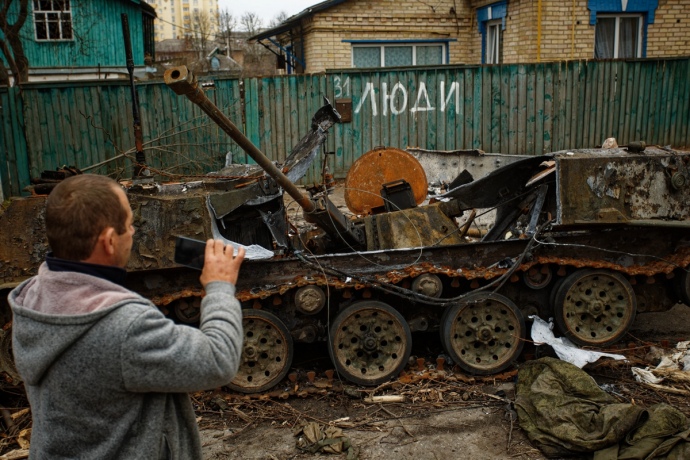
2;66;689;394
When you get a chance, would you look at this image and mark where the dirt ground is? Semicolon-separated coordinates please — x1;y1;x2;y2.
3;306;689;459
194;304;690;460
198;387;540;460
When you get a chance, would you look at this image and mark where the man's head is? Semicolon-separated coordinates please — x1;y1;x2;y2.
45;174;134;267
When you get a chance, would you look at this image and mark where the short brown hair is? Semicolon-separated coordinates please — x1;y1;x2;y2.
46;175;129;261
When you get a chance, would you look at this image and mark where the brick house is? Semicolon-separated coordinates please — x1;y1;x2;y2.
250;0;690;73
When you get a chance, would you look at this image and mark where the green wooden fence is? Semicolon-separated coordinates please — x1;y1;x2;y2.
2;58;689;199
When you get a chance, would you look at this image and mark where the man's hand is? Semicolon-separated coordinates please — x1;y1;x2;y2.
199;239;246;288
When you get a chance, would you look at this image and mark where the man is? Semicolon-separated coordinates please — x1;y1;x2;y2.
9;174;245;459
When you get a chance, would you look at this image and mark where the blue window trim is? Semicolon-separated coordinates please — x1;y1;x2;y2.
343;39;456;66
477;1;508;64
587;1;658;58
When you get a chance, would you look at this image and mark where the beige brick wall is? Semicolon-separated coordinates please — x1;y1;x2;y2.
277;0;690;72
466;0;690;64
282;0;470;72
647;0;690;57
536;0;593;62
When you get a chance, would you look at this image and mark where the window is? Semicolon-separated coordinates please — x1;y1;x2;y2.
352;43;445;68
587;1;658;58
486;20;502;64
595;15;643;58
477;1;507;64
33;0;72;41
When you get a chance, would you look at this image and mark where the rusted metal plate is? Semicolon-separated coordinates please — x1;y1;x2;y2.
0;197;49;288
120;226;690;306
407;148;530;186
363;204;465;250
555;148;690;226
335;98;352;123
344;147;428;215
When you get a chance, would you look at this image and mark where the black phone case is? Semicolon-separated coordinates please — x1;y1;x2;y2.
174;236;206;270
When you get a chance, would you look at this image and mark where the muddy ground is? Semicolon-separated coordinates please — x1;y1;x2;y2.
3;305;689;459
195;304;690;460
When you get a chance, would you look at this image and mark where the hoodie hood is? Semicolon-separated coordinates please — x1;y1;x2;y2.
9;263;143;385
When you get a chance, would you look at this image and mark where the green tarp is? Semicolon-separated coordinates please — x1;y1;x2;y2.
515;357;690;459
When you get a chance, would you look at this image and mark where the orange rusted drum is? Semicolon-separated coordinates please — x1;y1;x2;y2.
344;146;428;214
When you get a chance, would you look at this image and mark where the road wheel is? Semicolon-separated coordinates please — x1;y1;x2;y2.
554;269;636;347
227;309;293;393
329;301;412;386
441;292;525;375
173;297;201;324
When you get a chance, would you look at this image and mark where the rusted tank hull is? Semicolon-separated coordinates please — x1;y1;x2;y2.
3;68;690;392
2;171;690;392
119;226;690;307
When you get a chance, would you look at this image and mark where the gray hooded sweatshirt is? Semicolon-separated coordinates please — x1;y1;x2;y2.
9;263;243;459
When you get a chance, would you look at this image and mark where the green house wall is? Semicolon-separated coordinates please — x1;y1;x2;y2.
1;0;148;70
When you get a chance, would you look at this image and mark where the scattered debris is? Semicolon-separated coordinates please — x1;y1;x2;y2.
602;137;619;149
632;341;690;397
530;316;627;368
295;422;357;459
362;395;405;404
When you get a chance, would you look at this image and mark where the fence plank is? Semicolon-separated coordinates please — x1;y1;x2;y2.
535;64;545;154
676;60;690;147
517;64;527;154
500;65;510;154
543;64;553;153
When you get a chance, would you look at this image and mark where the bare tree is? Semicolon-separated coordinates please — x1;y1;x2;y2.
191;10;213;61
216;8;236;57
269;11;288;28
0;0;30;86
240;12;262;35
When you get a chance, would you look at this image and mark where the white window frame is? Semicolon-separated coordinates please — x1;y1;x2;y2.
351;43;447;68
595;14;644;59
33;0;73;42
486;19;502;64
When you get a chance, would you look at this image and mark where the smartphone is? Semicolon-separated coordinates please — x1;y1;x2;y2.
174;236;207;270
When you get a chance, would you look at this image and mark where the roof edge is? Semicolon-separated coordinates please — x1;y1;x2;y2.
249;0;347;41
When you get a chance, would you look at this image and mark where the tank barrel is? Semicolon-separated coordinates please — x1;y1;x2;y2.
163;66;316;213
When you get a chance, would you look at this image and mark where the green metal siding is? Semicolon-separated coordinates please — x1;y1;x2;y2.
0;88;30;195
322;59;690;179
0;0;146;70
2;58;690;199
245;74;327;181
0;78;244;197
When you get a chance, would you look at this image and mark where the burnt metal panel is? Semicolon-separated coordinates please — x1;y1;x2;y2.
335;98;352;123
555;148;690;226
0;197;49;288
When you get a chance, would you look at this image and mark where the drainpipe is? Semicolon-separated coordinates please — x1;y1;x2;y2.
537;0;542;62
